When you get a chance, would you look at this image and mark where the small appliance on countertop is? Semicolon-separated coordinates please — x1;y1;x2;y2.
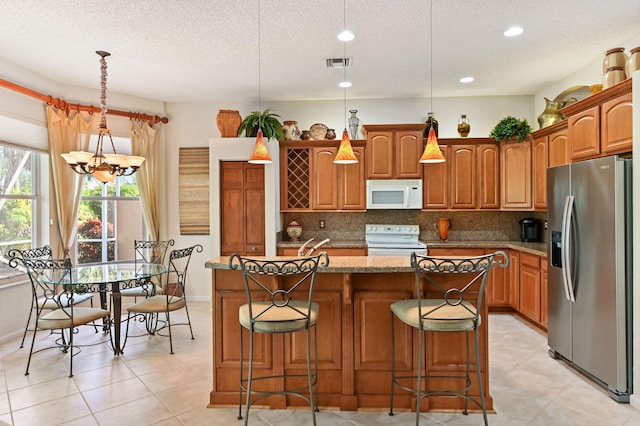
519;217;540;242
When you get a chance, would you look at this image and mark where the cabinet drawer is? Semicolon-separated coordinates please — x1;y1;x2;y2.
519;252;540;268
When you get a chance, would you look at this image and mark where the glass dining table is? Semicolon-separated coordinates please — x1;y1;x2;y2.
43;261;166;355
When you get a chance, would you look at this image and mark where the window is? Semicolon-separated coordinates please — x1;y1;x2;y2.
76;135;146;264
76;173;145;264
0;143;37;280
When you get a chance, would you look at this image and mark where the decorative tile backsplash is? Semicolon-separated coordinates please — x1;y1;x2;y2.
282;211;547;243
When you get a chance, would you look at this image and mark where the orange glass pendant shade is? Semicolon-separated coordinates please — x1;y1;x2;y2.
248;129;272;164
420;128;445;163
334;129;358;164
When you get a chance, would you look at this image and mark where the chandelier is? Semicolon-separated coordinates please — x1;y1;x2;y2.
61;51;145;183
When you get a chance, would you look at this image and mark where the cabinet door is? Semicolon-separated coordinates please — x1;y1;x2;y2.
569;105;600;161
601;92;632;155
519;252;541;324
477;144;500;209
500;141;532;210
221;162;265;256
340;147;366;210
508;250;520;309
540;257;548;329
423;145;449;209
450;145;476;209
533;135;548;210
395;130;423;179
366;131;394;179
548;125;569;167
486;248;509;307
311;147;339;210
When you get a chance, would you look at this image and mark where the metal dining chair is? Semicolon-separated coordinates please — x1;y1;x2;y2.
125;244;202;353
389;251;509;426
8;246;95;349
8;255;111;377
229;252;330;426
120;239;175;299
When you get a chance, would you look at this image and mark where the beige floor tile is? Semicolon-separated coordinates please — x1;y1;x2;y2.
70;361;136;392
11;393;90;426
8;376;79;411
155;377;211;415
0;391;9;416
92;394;174;426
82;376;153;413
0;414;12;425
58;414;99;425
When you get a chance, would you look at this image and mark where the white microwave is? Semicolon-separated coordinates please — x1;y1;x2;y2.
366;179;423;209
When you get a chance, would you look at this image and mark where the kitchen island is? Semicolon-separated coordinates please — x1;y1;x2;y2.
205;255;494;413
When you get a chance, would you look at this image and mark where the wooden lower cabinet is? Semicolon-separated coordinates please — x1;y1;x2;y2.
508;250;520;310
540;258;548;329
519;252;541;324
210;267;492;412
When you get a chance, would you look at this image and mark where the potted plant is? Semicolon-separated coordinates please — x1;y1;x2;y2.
237;108;284;141
489;116;533;143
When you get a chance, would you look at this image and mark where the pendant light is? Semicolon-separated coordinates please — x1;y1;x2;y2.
61;51;145;182
334;0;358;164
420;0;445;164
248;0;272;164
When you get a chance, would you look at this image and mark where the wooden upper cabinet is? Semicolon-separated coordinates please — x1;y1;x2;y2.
366;131;394;178
311;147;339;210
561;78;632;162
568;105;600;161
500;140;532;210
280;145;311;211
601;92;632;155
548;124;569;167
339;147;366;210
364;124;425;179
477;144;500;209
533;134;548;210
450;144;476;209
311;146;365;211
423;145;449;209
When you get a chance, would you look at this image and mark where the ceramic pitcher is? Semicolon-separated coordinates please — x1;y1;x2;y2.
434;218;450;241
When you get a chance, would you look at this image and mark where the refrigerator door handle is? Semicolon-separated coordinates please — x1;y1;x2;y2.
559;195;572;301
563;195;576;302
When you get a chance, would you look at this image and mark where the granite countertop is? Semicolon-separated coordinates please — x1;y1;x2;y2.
206;255;415;273
276;239;547;257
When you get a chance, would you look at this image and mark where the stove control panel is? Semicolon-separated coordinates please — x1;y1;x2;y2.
365;224;420;235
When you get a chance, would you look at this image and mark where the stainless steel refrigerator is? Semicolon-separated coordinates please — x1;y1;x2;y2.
547;155;633;402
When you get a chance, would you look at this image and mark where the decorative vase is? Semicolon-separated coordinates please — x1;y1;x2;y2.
348;110;360;140
424;112;438;138
300;130;311;140
626;46;640;77
325;128;336;140
434;218;450;241
286;221;303;242
282;120;301;140
216;109;242;138
603;66;626;89
457;114;471;137
603;47;627;73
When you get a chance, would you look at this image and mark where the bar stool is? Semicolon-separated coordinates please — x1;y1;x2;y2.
229;253;329;426
389;251;509;426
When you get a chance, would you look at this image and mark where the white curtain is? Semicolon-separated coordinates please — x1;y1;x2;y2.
47;105;97;257
131;120;161;240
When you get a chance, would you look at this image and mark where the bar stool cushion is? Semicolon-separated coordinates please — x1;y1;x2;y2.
239;301;319;333
390;299;480;332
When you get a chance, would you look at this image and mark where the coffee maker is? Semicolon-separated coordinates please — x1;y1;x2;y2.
519;218;540;242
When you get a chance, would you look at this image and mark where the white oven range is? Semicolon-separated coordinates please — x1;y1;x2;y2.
365;224;427;256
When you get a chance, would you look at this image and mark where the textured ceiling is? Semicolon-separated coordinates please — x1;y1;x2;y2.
0;0;639;103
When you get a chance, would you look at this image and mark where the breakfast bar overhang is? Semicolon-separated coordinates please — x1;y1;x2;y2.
205;255;492;413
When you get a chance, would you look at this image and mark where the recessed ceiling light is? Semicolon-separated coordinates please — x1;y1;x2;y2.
339;81;352;88
337;30;355;41
460;76;474;83
504;26;524;37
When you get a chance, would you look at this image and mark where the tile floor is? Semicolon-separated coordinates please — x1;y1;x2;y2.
0;302;639;425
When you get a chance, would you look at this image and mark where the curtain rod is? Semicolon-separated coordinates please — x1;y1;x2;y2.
0;77;170;125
